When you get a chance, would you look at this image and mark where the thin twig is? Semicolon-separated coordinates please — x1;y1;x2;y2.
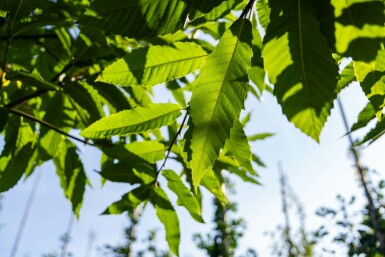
337;97;385;255
9;168;43;257
9;107;95;146
240;0;256;19
157;111;189;174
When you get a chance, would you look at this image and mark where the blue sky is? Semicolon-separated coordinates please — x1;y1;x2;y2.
1;80;384;257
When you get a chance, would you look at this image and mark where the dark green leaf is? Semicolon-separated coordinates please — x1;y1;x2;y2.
80;0;190;38
263;0;339;141
102;186;151;215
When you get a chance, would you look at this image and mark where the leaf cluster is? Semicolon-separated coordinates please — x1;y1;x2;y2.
1;0;385;255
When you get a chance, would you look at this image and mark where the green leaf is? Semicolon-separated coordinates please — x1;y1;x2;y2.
99;161;156;184
80;0;190;38
0;119;36;192
190;0;244;22
39;93;75;157
248;132;275;141
53;141;87;217
102;141;165;164
354;59;385;119
102;186;151;215
358;118;385;145
223;119;255;174
189;19;253;189
162;169;204;223
64;82;104;128
150;187;180;256
97;42;207;87
5;70;59;91
249;26;267;96
81;103;182;139
214;155;259;184
0;142;34;192
351;102;376;132
360;71;385;119
200;169;227;204
263;0;339;142
332;0;385;62
91;81;132;112
256;0;271;30
337;62;355;93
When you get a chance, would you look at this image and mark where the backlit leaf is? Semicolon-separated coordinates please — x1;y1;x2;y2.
97;42;207;87
102;186;151;215
81;103;181;139
162;169;204;223
189;19;253;189
201;169;227;204
53;141;87;217
102;141;165;164
150;187;180;256
223;119;254;174
81;0;190;38
332;0;385;62
263;0;339;141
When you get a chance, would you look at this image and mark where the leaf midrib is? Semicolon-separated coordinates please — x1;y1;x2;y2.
297;0;317;135
196;20;247;171
110;52;208;75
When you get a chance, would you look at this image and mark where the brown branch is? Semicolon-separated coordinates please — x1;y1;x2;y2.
9;107;95;147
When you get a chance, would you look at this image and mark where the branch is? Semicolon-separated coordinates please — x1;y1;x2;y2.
240;0;256;19
9;107;95;147
156;110;189;175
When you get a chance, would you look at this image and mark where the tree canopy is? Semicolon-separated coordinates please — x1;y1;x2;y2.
1;0;385;255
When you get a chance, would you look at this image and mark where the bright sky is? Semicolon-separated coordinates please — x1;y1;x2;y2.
1;81;384;257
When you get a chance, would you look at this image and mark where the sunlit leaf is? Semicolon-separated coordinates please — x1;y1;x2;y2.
358;118;385;146
223;119;254;174
53;141;87;217
351;102;376;132
150;187;180;256
200;169;227;204
190;19;253;189
263;0;339;142
256;0;270;30
39;93;75;157
162;169;204;223
332;0;385;61
97;42;207;87
81;103;182;139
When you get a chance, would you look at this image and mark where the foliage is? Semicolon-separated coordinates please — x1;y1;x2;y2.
193;176;258;257
316;176;385;257
1;0;385;255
